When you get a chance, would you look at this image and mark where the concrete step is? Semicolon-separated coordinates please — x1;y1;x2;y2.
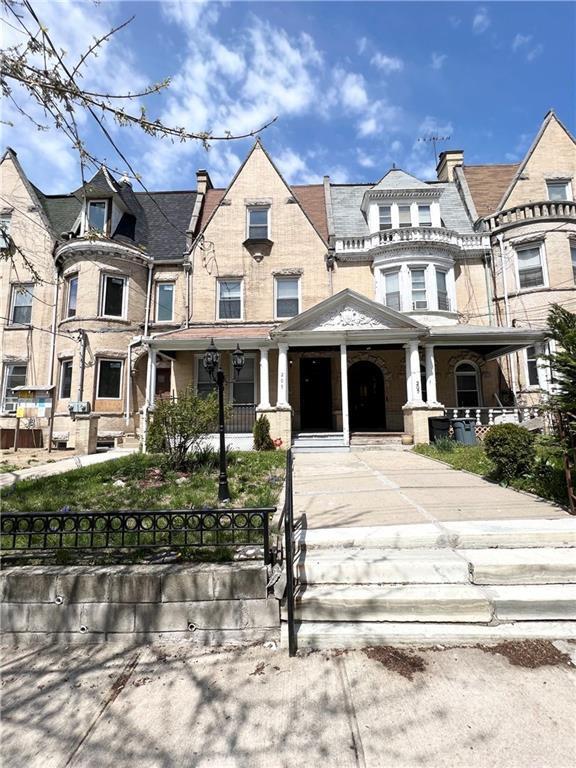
487;584;576;621
285;584;493;623
296;519;576;550
281;620;576;649
465;548;576;585
297;548;471;585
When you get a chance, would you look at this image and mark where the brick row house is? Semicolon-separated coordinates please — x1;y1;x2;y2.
0;111;574;450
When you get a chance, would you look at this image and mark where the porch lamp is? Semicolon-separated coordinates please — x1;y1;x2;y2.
202;338;245;502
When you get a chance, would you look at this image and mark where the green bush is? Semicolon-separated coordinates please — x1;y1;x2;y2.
253;415;275;451
483;423;536;481
433;436;455;453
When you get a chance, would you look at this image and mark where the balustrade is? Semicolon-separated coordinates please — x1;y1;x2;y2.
486;200;576;232
335;227;486;253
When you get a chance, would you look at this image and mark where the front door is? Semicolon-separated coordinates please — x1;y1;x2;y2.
155;368;171;397
300;358;332;431
348;361;386;431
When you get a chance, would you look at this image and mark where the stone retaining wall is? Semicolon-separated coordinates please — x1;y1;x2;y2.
0;563;279;646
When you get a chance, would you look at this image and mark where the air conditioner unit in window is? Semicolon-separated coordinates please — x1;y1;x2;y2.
413;300;428;310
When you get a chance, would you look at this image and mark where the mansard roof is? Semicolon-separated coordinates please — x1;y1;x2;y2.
372;167;431;190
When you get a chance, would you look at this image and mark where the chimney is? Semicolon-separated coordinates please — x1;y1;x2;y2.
436;150;464;182
196;169;213;195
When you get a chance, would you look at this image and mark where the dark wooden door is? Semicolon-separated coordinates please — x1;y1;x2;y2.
300;358;332;431
348;361;386;431
155;368;171;397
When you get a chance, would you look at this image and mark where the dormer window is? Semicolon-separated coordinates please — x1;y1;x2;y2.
379;205;392;231
247;206;269;240
87;200;109;234
398;205;412;228
418;205;432;227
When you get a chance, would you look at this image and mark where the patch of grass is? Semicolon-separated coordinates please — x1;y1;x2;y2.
414;442;495;476
1;450;286;513
0;463;19;475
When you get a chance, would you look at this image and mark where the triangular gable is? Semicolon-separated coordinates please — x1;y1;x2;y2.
1;148;55;234
497;111;576;211
275;289;425;333
198;140;329;246
372;167;430;190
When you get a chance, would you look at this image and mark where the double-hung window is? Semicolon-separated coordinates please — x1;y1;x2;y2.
156;282;174;322
87;200;108;234
517;245;545;290
525;346;539;387
379;205;392;231
60;359;73;399
233;356;255;404
418;205;432;227
66;275;78;318
436;269;449;311
411;268;427;309
196;357;215;398
275;277;299;318
247;207;269;239
546;181;571;201
97;359;123;399
398;205;412;228
217;279;242;320
571;243;576;282
2;363;26;412
383;271;400;311
0;213;12;250
101;274;126;318
10;283;33;325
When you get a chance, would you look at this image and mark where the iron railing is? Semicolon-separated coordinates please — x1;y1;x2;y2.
227;403;257;434
0;507;274;563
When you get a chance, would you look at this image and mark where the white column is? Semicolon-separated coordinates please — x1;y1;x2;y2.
535;342;550;393
146;347;157;407
407;340;424;405
404;343;413;403
277;343;289;407
424;344;439;406
340;343;349;446
258;347;270;408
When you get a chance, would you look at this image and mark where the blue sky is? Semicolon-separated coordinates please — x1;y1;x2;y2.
3;1;575;192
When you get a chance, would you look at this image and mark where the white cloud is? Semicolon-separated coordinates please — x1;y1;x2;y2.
511;33;543;62
274;147;319;184
526;43;544;61
431;52;448;70
356;149;376;168
338;71;369;110
406;116;454;180
370;52;404;73
357;37;368;55
472;7;490;34
357;101;404;138
512;33;532;52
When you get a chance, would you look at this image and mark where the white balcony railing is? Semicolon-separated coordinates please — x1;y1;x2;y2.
335;227;487;254
485;200;576;232
444;407;541;426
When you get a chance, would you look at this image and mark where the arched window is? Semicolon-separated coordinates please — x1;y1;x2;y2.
455;362;481;407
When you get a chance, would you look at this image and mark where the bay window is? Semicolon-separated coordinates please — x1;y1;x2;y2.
418;205;432;227
100;274;127;318
436;269;449;311
411;268;427;309
96;359;123;399
383;271;400;311
398;205;412;228
517;244;545;290
379;205;392;230
66;275;78;318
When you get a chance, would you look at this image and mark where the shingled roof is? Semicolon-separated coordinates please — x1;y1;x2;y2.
460;163;519;219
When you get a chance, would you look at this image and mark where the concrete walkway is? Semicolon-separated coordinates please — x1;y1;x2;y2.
293;449;569;529
0;448;137;490
1;640;574;767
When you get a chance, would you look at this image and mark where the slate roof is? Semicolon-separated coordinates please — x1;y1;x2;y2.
372;168;431;190
460;163;519;219
330;180;474;237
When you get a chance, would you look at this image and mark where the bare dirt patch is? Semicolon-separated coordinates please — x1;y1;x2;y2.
362;645;426;680
476;640;574;669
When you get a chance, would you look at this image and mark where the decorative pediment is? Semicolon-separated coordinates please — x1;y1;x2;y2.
275;289;425;334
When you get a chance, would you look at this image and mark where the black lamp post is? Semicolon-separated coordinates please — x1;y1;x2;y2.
203;339;245;502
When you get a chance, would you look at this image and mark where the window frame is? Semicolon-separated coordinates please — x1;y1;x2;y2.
217;278;243;321
0;213;12;250
546;180;572;202
9;283;34;326
155;281;175;323
398;204;412;228
524;346;540;389
454;360;482;408
571;241;576;283
378;205;392;231
515;242;547;291
246;205;270;240
231;353;257;405
96;358;123;400
195;354;216;398
274;276;300;319
435;268;450;311
417;204;432;227
99;272;128;319
1;362;27;413
85;199;110;235
410;267;428;310
382;269;401;312
59;358;73;399
65;274;78;318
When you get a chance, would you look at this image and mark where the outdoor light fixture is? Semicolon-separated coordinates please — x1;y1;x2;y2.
202;339;245;502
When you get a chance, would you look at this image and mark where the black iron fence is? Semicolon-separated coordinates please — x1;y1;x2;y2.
227;403;257;434
1;507;274;563
275;449;300;656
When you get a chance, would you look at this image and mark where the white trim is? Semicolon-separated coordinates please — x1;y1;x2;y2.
155;281;175;323
514;240;548;292
96;357;124;400
1;361;27;413
546;178;573;202
65;274;78;318
59;358;73;399
83;199;110;235
274;275;301;320
216;278;244;321
8;282;34;326
523;345;540;390
246;204;271;240
454;360;483;407
99;272;128;319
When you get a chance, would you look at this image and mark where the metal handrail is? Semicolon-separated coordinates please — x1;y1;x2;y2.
282;449;297;656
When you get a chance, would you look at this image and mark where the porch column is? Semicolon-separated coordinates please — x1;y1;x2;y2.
340;343;350;446
277;343;289;406
404;343;413;403
146;347;157;407
404;340;423;405
258;347;270;408
424;344;439;405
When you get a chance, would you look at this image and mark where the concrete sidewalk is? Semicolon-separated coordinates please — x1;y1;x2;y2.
0;447;137;490
1;640;574;768
293;449;569;528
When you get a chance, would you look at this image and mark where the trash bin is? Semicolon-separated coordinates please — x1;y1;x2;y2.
428;416;451;443
452;418;477;445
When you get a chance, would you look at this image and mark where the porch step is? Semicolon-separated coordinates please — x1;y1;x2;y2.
350;432;404;446
292;432;346;451
295;519;576;551
282;621;576;649
283;583;576;624
298;547;576;586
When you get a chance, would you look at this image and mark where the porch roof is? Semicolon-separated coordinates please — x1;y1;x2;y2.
428;324;547;359
147;323;274;349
